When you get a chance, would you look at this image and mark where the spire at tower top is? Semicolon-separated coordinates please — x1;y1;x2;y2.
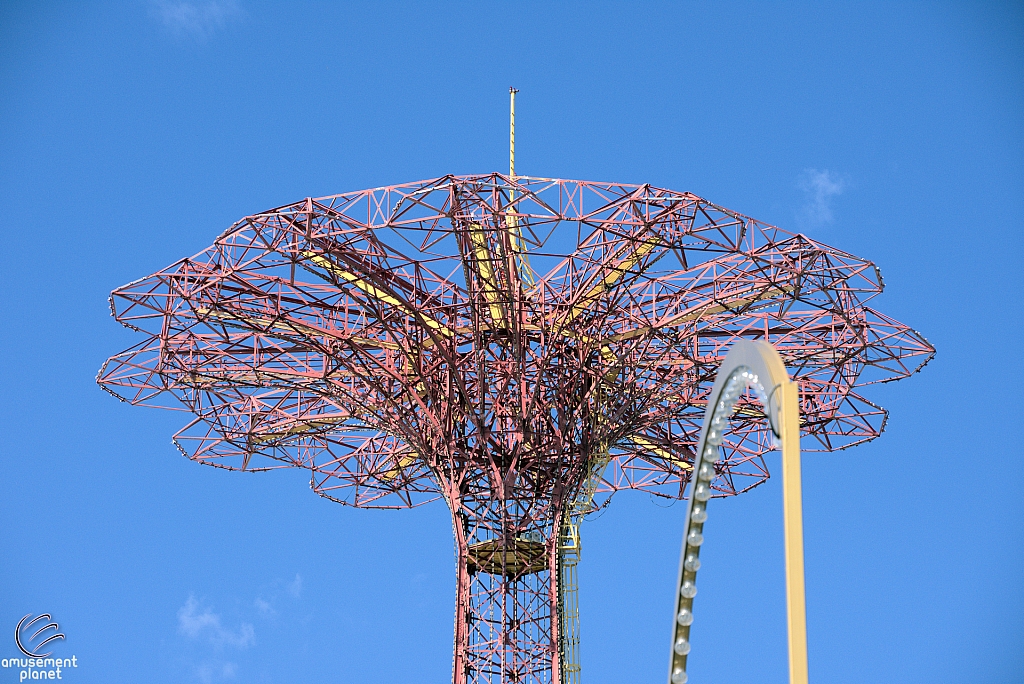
509;87;518;178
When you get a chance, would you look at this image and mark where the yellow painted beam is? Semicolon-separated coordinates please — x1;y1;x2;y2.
253;425;419;483
505;207;535;289
183;368;358;389
587;239;660;300
195;307;404;350
380;451;420;481
468;224;509;326
301;251;454;338
780;377;809;684
628;435;692;471
249;415;349;444
560;238;661;328
600;283;797;346
551;282;797;391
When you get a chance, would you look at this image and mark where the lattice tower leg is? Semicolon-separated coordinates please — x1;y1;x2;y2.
449;504;564;684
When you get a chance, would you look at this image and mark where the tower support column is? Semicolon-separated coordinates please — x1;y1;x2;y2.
447;499;564;684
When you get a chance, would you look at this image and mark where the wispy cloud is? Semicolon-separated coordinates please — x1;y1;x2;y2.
152;0;241;39
178;595;255;649
252;573;302;617
194;661;238;684
796;168;848;227
254;597;275;617
286;573;303;599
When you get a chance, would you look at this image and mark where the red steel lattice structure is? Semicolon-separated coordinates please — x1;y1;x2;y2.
99;174;933;684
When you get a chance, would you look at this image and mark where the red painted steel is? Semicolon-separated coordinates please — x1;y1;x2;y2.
99;175;933;684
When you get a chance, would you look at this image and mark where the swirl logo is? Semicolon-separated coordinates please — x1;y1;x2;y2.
15;614;64;658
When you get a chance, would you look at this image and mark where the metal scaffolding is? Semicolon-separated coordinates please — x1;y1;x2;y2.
100;174;933;684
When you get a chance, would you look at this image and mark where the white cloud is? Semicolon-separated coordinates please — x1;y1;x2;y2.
152;1;241;38
287;573;303;598
178;596;220;638
195;663;214;684
194;661;237;684
177;595;255;649
797;168;847;226
254;597;275;617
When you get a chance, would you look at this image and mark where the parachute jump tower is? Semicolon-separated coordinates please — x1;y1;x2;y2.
99;90;932;684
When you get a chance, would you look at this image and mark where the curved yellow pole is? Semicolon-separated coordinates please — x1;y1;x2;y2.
669;340;807;684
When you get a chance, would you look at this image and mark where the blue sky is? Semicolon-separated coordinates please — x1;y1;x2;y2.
0;1;1021;682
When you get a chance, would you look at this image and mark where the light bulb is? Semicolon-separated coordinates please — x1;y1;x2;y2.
684;554;701;572
690;505;707;524
674;638;691;656
687;529;704;546
707;429;722;446
671;669;688;684
694;483;711;501
698;462;715;481
676;608;693;626
680;581;697;599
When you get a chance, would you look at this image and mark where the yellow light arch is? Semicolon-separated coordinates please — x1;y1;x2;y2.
669;340;807;684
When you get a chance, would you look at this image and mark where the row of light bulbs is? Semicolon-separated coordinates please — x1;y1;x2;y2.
671;369;765;684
